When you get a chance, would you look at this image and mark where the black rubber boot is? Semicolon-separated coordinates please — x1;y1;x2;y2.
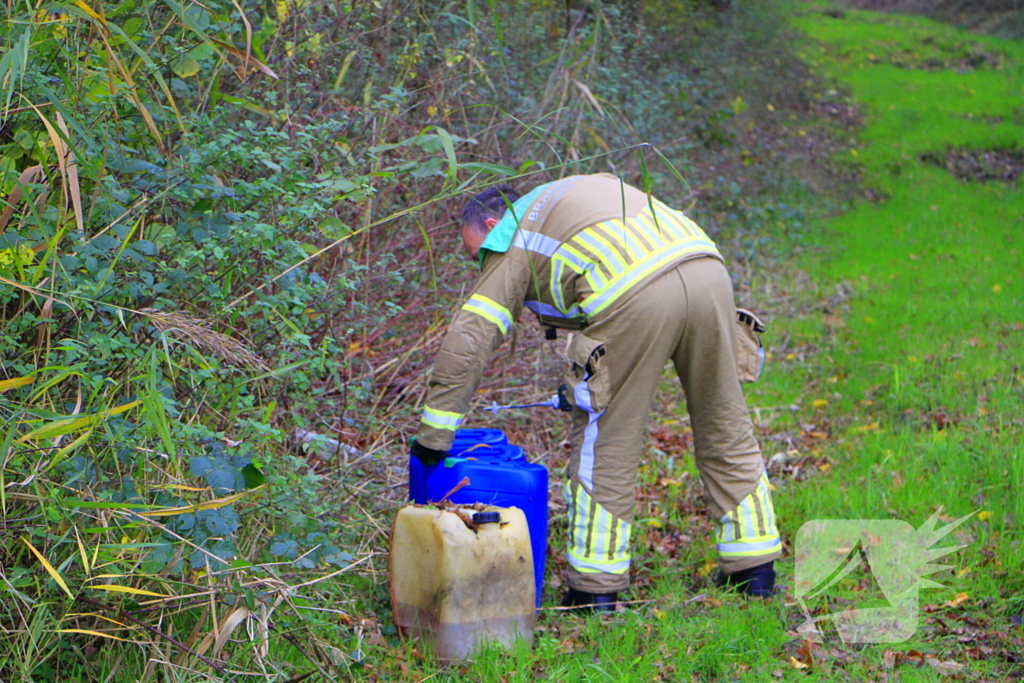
720;561;776;597
560;588;619;613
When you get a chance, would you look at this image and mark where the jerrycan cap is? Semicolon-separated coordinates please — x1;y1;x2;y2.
472;511;501;524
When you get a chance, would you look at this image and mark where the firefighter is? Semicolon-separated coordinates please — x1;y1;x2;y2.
411;174;780;611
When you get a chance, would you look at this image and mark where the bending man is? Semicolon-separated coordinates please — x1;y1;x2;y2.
412;174;780;610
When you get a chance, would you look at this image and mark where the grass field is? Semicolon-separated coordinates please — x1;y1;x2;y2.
373;3;1024;681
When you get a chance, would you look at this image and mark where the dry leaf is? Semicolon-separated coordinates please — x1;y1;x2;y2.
925;659;966;675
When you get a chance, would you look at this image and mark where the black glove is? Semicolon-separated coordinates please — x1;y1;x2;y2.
410;439;448;466
557;383;574;412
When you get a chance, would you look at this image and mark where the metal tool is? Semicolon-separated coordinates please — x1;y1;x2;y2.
484;384;574;413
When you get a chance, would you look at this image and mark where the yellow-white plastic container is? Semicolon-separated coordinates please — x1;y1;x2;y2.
389;504;535;660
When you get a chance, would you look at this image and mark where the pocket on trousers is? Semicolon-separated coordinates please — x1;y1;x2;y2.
735;308;766;383
563;332;610;412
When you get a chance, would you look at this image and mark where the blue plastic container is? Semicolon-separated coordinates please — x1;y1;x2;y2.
408;431;548;606
449;428;509;454
410;429;517;503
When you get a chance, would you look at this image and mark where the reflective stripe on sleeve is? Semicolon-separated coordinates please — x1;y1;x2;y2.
511;229;561;257
461;294;513;335
420;406;465;431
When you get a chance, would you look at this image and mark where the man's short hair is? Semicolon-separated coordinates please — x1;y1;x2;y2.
462;185;520;230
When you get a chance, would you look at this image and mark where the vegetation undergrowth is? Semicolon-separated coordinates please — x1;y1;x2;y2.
6;0;1019;680
1;0;852;680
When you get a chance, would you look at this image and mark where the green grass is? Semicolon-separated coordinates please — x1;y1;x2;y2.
370;3;1024;681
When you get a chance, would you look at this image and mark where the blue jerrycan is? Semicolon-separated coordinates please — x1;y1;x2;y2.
408;429;548;607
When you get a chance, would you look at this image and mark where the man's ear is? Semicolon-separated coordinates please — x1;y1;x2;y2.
484;217;499;231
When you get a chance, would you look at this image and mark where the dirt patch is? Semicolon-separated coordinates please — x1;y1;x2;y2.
836;0;1024;40
921;146;1024;182
821;12;1004;71
884;39;1003;71
840;0;1020;13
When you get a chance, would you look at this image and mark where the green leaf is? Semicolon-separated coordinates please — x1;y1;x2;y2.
16;401;142;443
66;499;162;510
241;463;267;489
133;239;157;255
461;162;516;176
172;56;201;78
433;126;458;185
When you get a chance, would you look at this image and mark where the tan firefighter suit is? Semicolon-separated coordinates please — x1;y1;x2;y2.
416;174;781;593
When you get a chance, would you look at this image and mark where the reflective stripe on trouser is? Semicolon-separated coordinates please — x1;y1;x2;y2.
564;481;631;575
564;256;781;594
716;469;782;560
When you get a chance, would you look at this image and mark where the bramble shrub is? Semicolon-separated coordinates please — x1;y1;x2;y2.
1;0;816;677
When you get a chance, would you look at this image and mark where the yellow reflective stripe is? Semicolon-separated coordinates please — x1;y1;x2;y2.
652;203;694;238
555;241;612;293
592;504;613;559
740;495;757;539
678;212;711;240
615;517;631;559
624;216;660;253
565;482;631;572
420;406;464;431
717;472;780;557
567;549;631;573
636;209;682;243
551;258;570;315
558;244;590;273
718;536;782;557
581;242;718;317
567;482;590;557
717;509;739;543
585;267;607;292
596;219;645;261
462;294;512;335
679;216;704;242
751;478;768;537
577;227;628;273
756;471;778;536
